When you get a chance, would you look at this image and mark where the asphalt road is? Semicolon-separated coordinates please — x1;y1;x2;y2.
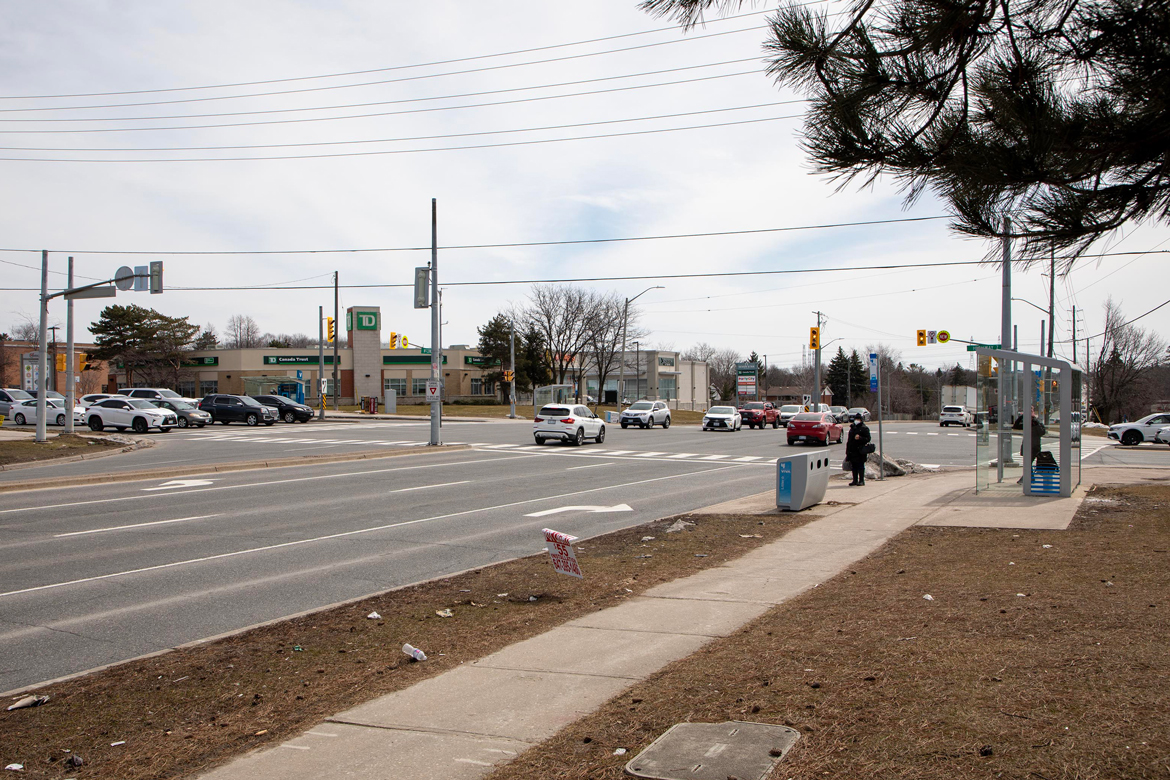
0;416;1160;692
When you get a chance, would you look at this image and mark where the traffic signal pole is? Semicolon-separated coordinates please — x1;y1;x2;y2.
65;256;75;434
318;306;325;420
333;271;339;411
509;322;516;419
35;250;49;443
429;198;441;446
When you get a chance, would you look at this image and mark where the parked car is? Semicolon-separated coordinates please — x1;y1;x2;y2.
787;412;843;446
86;397;177;433
149;398;212;428
9;398;82;427
0;387;33;417
28;389;66;402
939;405;974;427
1107;413;1170;446
252;395;315;423
829;405;850;423
702;406;742;431
619;400;671;429
778;404;802;427
125;387;200;405
198;394;278;426
847;407;871;422
739;401;779;429
533;403;604;445
79;393;127;407
1154;425;1170;446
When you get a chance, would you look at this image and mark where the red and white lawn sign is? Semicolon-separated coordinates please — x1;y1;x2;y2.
543;528;582;578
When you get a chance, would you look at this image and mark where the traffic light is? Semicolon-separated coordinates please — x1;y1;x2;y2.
503;369;515;382
77;352;88;371
326;317;335;343
56;354;67;372
390;332;398;349
916;329;927;346
809;327;820;351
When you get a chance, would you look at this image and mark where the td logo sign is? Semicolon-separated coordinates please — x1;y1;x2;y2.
347;310;380;331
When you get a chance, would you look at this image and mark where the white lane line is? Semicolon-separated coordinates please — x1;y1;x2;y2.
389;481;471;493
667;453;698;459
697;454;729;460
947;433;959;436
481;443;519;449
632;452;666;457
927;433;939;436
0;464;740;600
279;745;311;751
602;450;634;455
566;463;611;470
734;456;762;462
885;431;898;434
54;514;221;538
904;432;919;435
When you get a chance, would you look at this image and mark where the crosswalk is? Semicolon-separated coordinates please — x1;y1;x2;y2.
461;443;775;464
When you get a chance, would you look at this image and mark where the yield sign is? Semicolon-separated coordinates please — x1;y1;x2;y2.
525;504;632;518
142;479;217;491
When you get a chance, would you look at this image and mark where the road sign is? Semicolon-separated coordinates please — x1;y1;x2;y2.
966;343;1001;351
320;378;328;394
64;285;117;300
801;394;812;406
134;265;149;291
426;380;440;401
114;266;135;291
869;352;879;392
937;330;950;343
927;330;937;344
542;528;583;578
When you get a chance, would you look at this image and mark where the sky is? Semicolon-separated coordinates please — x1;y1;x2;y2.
1;0;1167;373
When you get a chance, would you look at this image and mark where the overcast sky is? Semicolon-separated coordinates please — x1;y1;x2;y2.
1;1;1166;372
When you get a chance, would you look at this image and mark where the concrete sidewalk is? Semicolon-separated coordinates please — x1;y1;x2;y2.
199;465;1163;780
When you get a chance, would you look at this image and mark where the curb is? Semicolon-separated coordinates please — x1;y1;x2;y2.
0;434;155;473
0;444;471;494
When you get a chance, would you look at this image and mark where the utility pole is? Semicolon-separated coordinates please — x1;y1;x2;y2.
429;198;441;446
47;325;60;392
509;321;516;419
318;305;325;420
998;219;1013;481
812;311;824;409
36;250;49;443
65;257;75;433
762;355;767;402
332;272;339;411
1047;248;1056;359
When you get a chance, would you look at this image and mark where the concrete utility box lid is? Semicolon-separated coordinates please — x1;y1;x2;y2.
624;721;799;780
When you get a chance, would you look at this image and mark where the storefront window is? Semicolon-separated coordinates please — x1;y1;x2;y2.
384;378;406;395
411;378;428;396
199;380;218;396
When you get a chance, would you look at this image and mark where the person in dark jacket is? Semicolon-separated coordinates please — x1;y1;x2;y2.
845;414;871;486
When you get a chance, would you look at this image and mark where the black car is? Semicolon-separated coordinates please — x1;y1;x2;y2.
198;394;277;426
252;395;314;423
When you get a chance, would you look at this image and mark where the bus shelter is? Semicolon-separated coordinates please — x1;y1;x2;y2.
974;348;1083;497
533;384;575;410
243;375;308;404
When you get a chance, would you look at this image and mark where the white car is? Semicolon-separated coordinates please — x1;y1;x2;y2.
702;406;742;431
124;387;200;405
620;400;671;429
80;393;129;407
778;404;801;427
1155;425;1170;446
533;404;604;446
1107;413;1170;446
8;398;84;427
939;405;973;427
86;397;178;433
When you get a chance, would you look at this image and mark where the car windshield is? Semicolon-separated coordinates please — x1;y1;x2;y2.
831;406;847;412
538;406;571;417
6;390;32;400
157;389;182;399
793;413;823;421
241;397;264;407
708;407;735;414
127;399;159;409
848;408;867;414
169;401;195;410
780;405;800;413
629;402;653;410
744;402;764;410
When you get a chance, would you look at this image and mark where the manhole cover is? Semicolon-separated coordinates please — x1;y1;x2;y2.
624;721;799;780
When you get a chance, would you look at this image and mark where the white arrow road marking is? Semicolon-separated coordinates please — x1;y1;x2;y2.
142;479;216;491
55;514;221;538
524;504;633;518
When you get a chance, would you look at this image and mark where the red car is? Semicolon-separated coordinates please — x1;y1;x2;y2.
786;412;842;446
738;401;778;429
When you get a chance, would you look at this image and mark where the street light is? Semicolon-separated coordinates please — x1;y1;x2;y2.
618;286;663;414
1012;297;1048;316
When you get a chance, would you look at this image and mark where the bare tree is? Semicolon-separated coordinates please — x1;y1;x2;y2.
708;348;742;404
12;315;41;344
586;293;647;405
522;285;598;387
681;342;717;363
225;315;262;349
1092;298;1166;423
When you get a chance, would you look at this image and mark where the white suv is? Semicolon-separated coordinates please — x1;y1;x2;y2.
534;404;604;445
125;387;200;405
619;400;671;429
939;405;973;427
87;397;178;433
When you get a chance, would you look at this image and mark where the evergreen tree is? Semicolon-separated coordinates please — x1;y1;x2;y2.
826;347;850;405
847;350;869;407
89;304;199;387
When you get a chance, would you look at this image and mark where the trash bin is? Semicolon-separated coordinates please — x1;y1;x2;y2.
776;450;831;511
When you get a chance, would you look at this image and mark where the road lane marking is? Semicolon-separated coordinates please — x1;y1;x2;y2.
632;452;666;457
525;503;632;517
667;453;698;459
54;514;221;538
566;463;611;470
697;454;729;460
142;479;217;491
0;464;741;599
602;450;633;455
389;481;471;493
904;432;918;435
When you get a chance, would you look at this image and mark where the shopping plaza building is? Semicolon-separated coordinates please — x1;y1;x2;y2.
105;306;710;409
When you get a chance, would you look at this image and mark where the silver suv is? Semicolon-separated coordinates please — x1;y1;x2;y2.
619;400;671;429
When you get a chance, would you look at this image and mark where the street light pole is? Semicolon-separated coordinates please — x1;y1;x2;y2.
617;286;662;415
633;341;640;402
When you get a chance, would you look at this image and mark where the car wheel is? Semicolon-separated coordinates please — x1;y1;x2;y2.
284;411;295;423
246;413;259;426
596;426;605;443
132;417;149;434
177;417;189;428
55;414;65;426
13;413;25;425
838;430;843;444
773;418;779;428
88;417;103;431
160;426;173;433
1121;430;1142;446
620;421;628;429
788;439;796;446
572;427;584;446
663;416;670;429
219;419;230;425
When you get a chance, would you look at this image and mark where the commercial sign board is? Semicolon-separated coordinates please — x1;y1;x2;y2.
263;355;337;365
183;356;219;367
658;356;675;367
543;528;583;578
464;355;501;366
346;310;379;331
383;355;447;365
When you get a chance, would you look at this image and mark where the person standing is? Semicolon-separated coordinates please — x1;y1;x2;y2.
845;414;871;486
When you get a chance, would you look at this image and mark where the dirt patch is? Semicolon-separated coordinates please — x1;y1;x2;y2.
0;434;124;467
0;510;819;779
486;484;1170;780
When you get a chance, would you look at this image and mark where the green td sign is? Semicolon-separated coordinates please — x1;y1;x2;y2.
347;310;379;331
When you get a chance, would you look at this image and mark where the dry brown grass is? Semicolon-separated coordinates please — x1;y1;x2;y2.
0;510;816;779
486;484;1170;780
0;434;122;466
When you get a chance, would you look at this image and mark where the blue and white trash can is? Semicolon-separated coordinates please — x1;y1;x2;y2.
776;450;831;511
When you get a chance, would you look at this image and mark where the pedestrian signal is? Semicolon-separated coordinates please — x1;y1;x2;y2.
809;327;820;350
916;329;927;346
327;317;335;343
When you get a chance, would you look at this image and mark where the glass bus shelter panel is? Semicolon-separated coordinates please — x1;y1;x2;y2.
1071;369;1082;489
975;354;994;492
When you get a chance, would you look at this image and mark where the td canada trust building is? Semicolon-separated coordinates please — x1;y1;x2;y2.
168;307;498;405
